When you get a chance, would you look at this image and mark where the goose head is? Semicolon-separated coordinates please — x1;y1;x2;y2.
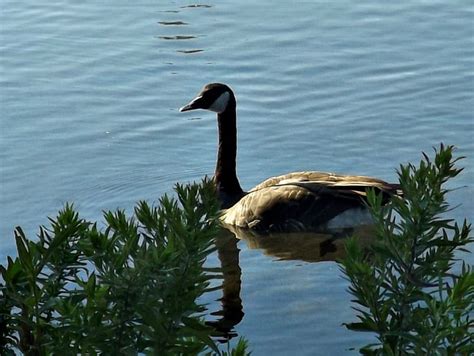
179;83;235;114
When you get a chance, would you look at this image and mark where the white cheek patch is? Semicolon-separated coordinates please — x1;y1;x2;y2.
208;91;230;113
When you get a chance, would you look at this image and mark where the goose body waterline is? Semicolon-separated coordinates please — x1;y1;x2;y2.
180;83;401;232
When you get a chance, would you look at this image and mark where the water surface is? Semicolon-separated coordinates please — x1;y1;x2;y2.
1;1;473;354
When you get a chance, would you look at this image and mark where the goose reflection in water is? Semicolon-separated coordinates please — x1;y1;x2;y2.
208;224;375;341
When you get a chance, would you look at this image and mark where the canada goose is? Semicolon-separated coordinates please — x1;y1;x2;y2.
180;83;401;231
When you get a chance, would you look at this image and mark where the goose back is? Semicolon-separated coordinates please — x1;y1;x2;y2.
220;171;401;231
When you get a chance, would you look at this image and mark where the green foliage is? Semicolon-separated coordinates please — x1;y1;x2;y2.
341;144;474;355
219;338;251;356
0;178;249;355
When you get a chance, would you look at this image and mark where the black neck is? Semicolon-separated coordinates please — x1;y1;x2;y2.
215;99;244;208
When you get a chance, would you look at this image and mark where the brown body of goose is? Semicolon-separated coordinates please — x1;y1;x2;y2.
180;83;401;232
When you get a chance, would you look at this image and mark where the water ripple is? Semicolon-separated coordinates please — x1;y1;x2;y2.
158;20;188;25
1;1;473;354
159;35;196;40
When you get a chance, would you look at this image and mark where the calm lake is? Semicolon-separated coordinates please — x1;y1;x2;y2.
1;1;473;354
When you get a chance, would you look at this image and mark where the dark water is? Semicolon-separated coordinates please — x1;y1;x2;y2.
1;1;473;354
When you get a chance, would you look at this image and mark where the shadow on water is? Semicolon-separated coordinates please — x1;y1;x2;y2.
208;224;376;342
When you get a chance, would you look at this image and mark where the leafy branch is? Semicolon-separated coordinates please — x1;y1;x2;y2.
0;178;250;355
341;144;474;355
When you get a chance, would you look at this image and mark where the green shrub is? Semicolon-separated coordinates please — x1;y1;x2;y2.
341;144;474;355
0;178;249;355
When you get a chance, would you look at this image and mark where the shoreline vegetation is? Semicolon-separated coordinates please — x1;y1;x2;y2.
1;144;472;355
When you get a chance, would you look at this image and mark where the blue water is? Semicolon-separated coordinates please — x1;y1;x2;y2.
1;1;473;354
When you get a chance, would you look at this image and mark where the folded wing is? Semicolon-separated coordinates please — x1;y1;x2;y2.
220;171;401;231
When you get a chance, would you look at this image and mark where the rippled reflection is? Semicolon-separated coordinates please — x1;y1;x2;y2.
157;3;212;54
207;231;244;341
226;224;376;262
158;21;188;26
177;49;204;54
159;35;196;40
209;224;375;340
181;4;213;8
